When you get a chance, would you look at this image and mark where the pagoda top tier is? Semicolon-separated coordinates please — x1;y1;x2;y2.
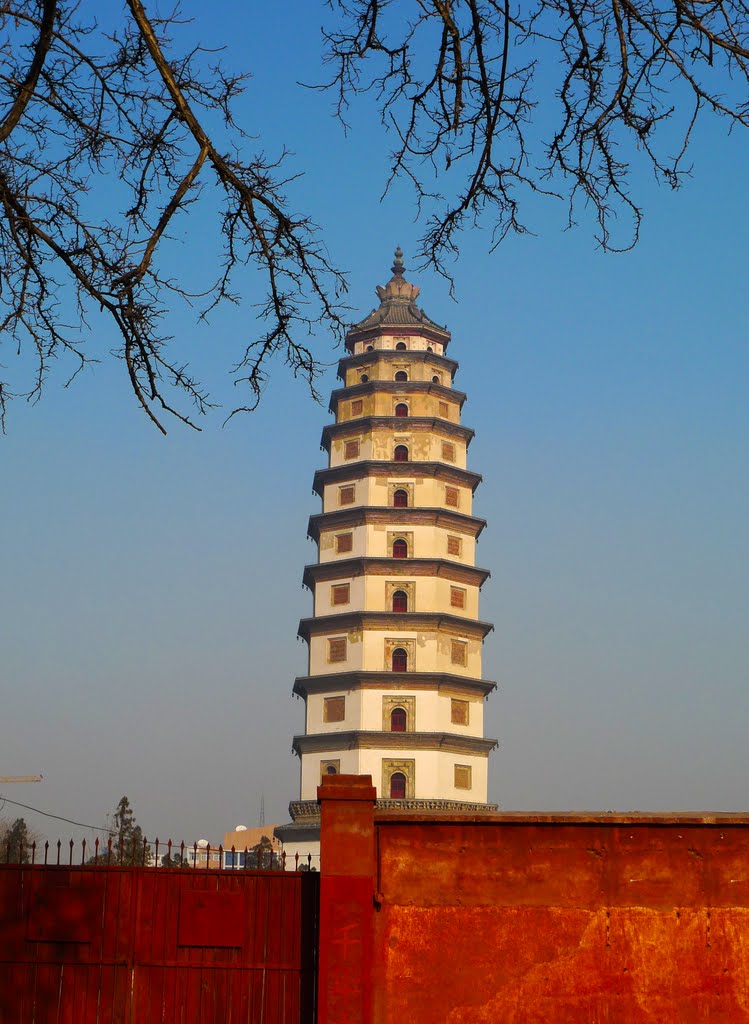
346;247;451;349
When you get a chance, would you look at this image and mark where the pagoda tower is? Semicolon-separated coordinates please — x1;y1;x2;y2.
276;249;497;863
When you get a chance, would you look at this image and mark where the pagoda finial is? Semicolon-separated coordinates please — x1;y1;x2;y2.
391;245;405;277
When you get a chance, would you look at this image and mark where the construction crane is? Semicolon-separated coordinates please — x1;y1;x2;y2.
0;775;43;783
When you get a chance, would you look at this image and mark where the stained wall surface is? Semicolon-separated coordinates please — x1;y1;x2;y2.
371;814;749;1023
315;780;749;1024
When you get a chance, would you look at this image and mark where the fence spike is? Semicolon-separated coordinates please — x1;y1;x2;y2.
56;839;61;865
81;839;87;866
94;837;100;865
31;840;36;866
68;838;74;865
44;840;49;865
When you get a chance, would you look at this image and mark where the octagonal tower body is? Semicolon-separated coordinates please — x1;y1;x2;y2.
276;251;497;864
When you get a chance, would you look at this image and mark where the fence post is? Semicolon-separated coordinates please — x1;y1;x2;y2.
317;774;377;1024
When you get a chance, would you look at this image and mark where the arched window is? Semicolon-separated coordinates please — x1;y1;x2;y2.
394;444;409;462
366;345;374;352
394;370;408;382
395;403;408;418
390;707;407;732
395;341;407;351
392;589;408;612
392;539;408;559
390;772;407;799
326;764;338;775
427;346;433;353
393;489;408;508
432;374;441;384
360;374;369;383
391;647;408;672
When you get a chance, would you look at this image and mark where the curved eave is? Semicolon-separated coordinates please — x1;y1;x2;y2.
294;671;497;700
320;417;475;453
345;322;451;353
293;731;497;756
302;558;490;590
312;461;482;497
297;610;494;643
307;506;487;542
337;349;459;382
329;380;466;414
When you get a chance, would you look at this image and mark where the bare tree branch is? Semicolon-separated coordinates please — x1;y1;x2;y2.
322;0;749;267
0;0;347;431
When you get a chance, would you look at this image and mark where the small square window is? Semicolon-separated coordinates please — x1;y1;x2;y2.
328;637;347;663
445;486;460;508
454;764;472;790
339;485;355;506
344;439;360;460
450;587;466;609
451;640;467;666
447;535;462;557
438;401;449;418
324;696;346;722
331;583;350;606
351;399;363;417
336;533;353;554
451;698;469;725
442;442;455;463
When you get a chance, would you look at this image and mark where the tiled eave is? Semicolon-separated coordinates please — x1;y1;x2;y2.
345;322;451;352
307;506;487;542
329;380;466;415
297;610;494;643
320;416;475;452
292;731;498;757
312;461;482;497
337;349;459;382
293;671;497;700
302;557;490;590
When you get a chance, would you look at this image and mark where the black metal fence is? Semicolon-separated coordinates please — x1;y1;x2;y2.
1;834;315;870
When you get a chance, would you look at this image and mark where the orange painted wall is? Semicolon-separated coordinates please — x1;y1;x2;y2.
316;780;749;1024
372;814;749;1023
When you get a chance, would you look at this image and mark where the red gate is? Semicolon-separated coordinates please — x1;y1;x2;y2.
0;861;318;1023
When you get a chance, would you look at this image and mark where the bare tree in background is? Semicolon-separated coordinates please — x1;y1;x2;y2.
2;1;749;430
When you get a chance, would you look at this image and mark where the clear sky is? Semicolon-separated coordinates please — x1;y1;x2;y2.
1;2;747;846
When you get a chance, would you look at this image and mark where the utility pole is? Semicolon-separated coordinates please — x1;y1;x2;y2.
0;775;43;783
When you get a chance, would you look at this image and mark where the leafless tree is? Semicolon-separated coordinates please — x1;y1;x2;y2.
323;0;749;271
0;0;347;432
2;2;749;430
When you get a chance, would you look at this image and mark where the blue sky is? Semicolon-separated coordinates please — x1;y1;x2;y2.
1;2;747;844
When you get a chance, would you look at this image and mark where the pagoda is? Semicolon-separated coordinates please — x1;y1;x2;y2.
276;249;497;865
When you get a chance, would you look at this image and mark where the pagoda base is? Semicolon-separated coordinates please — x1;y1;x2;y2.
275;795;499;870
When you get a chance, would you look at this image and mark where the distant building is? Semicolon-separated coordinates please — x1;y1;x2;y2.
183;825;281;869
277;249;497;867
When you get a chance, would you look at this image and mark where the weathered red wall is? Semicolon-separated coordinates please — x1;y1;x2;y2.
0;862;319;1024
317;779;749;1024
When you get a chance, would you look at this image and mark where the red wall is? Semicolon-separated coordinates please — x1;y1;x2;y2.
317;778;749;1024
0;862;318;1024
